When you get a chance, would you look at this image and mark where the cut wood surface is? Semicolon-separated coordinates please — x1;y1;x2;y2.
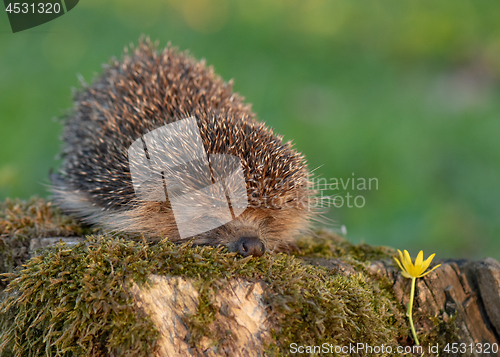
130;276;270;357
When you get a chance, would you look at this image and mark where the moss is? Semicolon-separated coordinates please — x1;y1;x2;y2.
0;198;452;356
296;229;397;263
416;314;461;353
261;256;408;356
0;237;160;356
0;197;91;291
182;287;218;346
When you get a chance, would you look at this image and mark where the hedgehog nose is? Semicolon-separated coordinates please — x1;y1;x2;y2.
237;236;265;257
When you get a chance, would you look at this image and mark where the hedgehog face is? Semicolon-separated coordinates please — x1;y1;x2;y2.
189;206;310;256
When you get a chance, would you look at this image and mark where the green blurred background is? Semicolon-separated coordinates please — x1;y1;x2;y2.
1;0;499;260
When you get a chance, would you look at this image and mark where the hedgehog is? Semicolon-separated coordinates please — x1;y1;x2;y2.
51;39;312;257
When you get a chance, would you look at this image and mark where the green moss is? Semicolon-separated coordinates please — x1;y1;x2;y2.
0;198;452;356
296;229;397;263
0;237;159;356
416;313;461;351
0;234;410;356
182;287;218;346
0;197;91;290
262;256;407;356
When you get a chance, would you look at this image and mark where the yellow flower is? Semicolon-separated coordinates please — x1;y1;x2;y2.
394;249;441;279
394;249;442;346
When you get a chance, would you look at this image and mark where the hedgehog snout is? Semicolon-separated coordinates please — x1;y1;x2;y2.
236;236;265;257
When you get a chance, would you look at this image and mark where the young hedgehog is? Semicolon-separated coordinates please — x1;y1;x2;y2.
52;39;311;257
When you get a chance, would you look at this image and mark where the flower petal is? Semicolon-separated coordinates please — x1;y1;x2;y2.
394;257;407;275
415;250;424;275
403;250;415;277
401;271;412;279
398;249;405;265
418;263;441;278
421;253;436;273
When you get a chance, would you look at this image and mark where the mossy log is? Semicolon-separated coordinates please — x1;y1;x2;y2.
1;198;499;356
125;258;500;356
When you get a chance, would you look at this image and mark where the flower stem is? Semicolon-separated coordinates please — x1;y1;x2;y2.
407;277;420;345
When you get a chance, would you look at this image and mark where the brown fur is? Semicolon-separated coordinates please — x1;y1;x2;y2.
52;38;311;253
